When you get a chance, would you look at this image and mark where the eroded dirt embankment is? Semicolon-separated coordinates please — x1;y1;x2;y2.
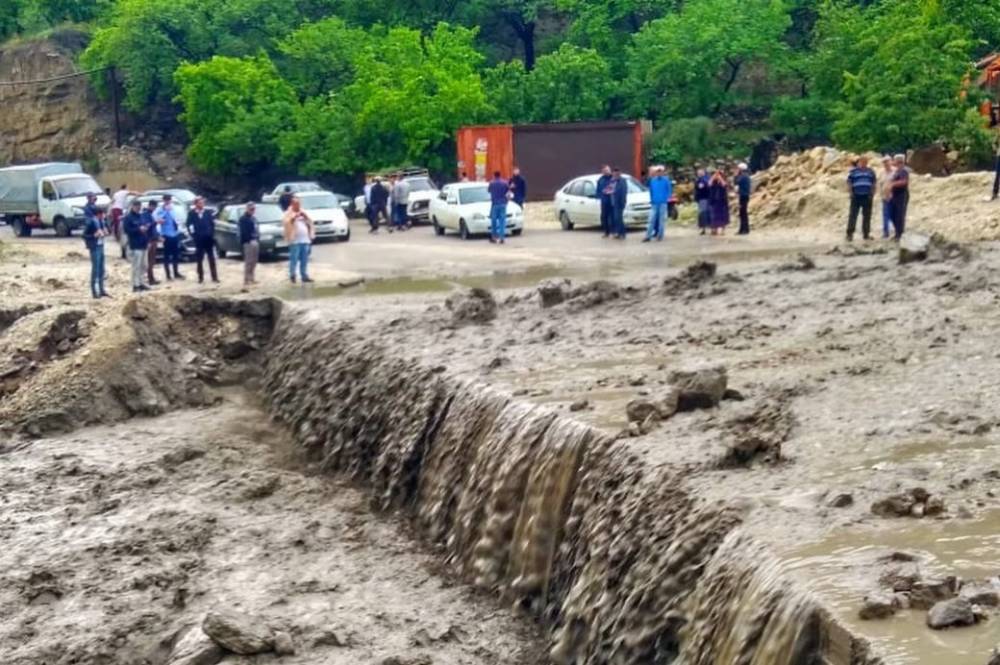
263;308;879;665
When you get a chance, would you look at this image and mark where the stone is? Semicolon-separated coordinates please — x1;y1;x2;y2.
899;234;931;264
859;591;899;620
166;625;224;665
910;577;959;610
667;365;727;411
445;288;497;325
202;610;274;655
871;493;916;518
569;400;589;412
537;279;571;308
313;630;346;647
961;581;1000;607
880;564;921;593
273;631;295;656
925;496;946;516
829;493;854;508
626;399;658;423
988;648;1000;665
218;335;254;360
926;597;977;630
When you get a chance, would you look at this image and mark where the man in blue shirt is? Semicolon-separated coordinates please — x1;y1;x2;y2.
735;163;752;235
846;156;877;241
643;165;673;242
82;197;110;299
154;194;185;280
487;171;510;244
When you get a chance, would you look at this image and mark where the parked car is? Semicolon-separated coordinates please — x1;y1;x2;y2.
0;162;110;237
553;174;651;231
429;183;524;240
131;194;196;261
262;182;324;203
296;191;350;242
354;169;439;224
214;203;288;259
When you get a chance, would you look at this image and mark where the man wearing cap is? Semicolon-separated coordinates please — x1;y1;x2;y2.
155;194;184;280
735;163;752;235
122;198;151;292
186;197;219;284
846;156;876;241
238;202;260;291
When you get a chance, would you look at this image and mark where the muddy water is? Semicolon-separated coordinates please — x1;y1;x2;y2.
262;308;879;664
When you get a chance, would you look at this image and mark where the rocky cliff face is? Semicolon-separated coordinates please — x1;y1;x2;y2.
0;29;114;166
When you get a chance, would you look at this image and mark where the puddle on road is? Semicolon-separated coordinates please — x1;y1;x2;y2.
782;512;1000;665
281;242;816;301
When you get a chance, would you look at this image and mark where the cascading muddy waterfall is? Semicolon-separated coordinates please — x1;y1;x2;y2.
262;308;879;665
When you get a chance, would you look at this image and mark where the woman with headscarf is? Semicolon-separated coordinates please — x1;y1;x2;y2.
707;168;731;235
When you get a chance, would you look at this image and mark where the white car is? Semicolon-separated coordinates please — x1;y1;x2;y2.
553;174;651;230
355;174;439;224
296;191;350;242
429;182;524;240
263;182;324;203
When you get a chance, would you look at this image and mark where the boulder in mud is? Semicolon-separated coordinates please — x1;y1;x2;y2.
828;492;854;508
567;280;622;310
859;591;899;620
961;581;1000;607
202;610;275;655
626;388;679;423
663;261;717;291
988;648;1000;665
668;365;727;411
926;597;977;630
871;493;916;518
273;631;296;656
537;279;571;308
167;625;224;665
445;288;497;326
626;399;658;424
910;577;959;610
899;233;970;264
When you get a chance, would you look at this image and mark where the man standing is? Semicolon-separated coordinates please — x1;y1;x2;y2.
391;175;411;231
369;177;389;233
611;168;628;239
123;199;150;293
155;194;184;280
186;196;219;284
363;176;375;231
110;184;134;260
735;163;752;235
239;202;259;292
694;168;711;235
644;166;673;242
992;143;1000;201
880;157;895;239
889;154;910;240
278;185;293;212
283;195;315;284
142;200;160;285
510;167;527;207
487;171;510;244
82;196;110;299
596;165;613;238
845;156;876;241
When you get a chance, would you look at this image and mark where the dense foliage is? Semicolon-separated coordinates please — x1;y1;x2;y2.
3;0;998;176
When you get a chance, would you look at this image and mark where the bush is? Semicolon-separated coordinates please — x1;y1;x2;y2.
770;96;832;141
646;117;716;167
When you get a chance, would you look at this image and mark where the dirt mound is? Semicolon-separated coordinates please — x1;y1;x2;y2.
445;287;498;325
751;147;1000;241
0;295;279;438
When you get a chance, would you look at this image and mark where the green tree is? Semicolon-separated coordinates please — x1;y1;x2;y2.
482;60;531;123
277;17;369;98
831;1;976;152
279;96;357;175
526;44;614;121
174;54;297;174
626;0;790;119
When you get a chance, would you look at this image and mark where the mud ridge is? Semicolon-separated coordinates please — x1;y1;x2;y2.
263;306;884;665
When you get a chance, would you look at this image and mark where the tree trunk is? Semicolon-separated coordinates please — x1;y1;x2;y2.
713;58;743;115
519;20;536;71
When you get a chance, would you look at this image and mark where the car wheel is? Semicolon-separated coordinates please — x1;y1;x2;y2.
433;217;445;236
559;211;574;231
53;217;70;237
459;220;471;240
217;245;228;259
342;228;351;242
511;229;523;237
11;217;30;237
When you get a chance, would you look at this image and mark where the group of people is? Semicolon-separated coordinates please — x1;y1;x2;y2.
82;187;319;299
486;169;528;243
845;154;910;241
693;164;752;236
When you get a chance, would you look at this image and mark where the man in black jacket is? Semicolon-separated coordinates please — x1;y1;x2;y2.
610;167;629;239
239;202;260;291
123;199;151;292
595;165;613;238
186;197;219;284
369;178;390;233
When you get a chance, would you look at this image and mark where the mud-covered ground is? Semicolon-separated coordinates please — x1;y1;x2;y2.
0;390;546;665
303;238;1000;664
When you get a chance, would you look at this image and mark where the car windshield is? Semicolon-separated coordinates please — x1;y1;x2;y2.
55;176;102;199
248;204;283;223
298;194;338;209
625;176;648;193
279;183;321;194
405;177;436;192
459;187;491;205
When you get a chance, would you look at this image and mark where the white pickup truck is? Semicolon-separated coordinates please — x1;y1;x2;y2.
0;162;109;237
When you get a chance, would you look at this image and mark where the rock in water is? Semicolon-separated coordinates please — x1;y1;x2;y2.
858;591;899;620
167;625;224;665
537;279;571;308
445;288;497;325
988;648;1000;665
202;610;275;655
899;233;930;264
926;597;976;629
668;365;727;411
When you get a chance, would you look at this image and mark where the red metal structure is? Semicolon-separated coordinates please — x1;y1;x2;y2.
456;121;645;201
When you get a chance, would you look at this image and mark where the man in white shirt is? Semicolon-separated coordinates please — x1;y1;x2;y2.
110;184;137;259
